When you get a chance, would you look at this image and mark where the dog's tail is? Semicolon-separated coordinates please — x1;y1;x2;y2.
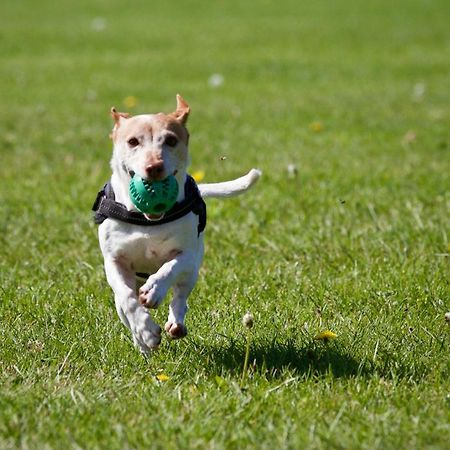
198;168;261;199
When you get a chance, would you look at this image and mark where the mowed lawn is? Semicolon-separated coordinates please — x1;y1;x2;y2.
1;0;449;448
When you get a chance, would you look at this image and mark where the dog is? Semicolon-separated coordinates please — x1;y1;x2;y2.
93;95;261;354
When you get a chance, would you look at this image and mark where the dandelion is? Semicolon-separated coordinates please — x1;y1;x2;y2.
314;330;337;342
242;312;254;329
402;130;416;146
208;74;224;88
240;312;254;388
192;170;205;183
214;375;226;388
412;82;426;101
287;163;298;179
156;374;170;382
123;95;138;109
91;17;107;32
85;89;97;102
309;121;324;132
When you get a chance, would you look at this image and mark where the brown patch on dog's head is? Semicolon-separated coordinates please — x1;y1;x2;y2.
157;114;190;145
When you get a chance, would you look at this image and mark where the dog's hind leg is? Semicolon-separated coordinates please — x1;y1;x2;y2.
165;274;198;339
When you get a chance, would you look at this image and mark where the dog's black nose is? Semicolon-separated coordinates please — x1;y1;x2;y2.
145;161;165;180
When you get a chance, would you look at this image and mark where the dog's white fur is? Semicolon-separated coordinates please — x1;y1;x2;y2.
97;95;261;353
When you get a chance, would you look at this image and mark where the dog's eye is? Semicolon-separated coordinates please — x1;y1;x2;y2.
127;137;139;147
164;135;178;147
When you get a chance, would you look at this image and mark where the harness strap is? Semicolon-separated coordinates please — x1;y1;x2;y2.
92;175;206;235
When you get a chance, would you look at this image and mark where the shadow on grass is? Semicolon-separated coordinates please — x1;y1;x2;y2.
201;338;367;379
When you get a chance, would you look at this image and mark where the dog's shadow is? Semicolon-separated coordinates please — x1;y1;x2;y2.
199;337;366;379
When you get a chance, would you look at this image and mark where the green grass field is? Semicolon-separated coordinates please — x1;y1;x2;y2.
1;0;449;448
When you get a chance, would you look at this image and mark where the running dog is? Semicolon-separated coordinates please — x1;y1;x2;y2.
93;95;261;353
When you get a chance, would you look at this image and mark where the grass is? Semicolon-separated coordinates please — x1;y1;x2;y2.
0;0;449;448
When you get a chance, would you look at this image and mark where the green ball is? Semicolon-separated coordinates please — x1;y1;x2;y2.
129;174;179;215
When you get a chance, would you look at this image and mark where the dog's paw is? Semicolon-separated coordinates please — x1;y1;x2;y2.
165;321;188;339
131;308;162;353
132;334;160;354
139;276;169;308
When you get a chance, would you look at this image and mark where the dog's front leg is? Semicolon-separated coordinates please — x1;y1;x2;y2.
103;258;162;353
138;252;198;310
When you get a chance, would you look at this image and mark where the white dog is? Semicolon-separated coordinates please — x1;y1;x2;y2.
93;95;261;353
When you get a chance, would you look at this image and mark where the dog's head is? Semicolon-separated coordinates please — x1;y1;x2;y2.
110;95;190;182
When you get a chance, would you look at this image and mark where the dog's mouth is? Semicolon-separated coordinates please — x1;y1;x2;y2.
126;168;178;180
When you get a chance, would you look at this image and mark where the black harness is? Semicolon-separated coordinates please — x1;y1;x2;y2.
92;175;206;236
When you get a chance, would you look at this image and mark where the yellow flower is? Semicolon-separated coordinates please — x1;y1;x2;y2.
402;130;416;145
156;374;170;382
214;375;226;387
192;170;205;183
123;95;138;109
314;330;337;341
309;121;324;132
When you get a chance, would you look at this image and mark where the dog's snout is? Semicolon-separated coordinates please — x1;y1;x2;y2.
146;161;165;180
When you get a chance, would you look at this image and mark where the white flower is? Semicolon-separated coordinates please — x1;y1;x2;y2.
287;164;298;178
208;74;224;88
91;17;107;32
242;312;254;329
412;82;426;101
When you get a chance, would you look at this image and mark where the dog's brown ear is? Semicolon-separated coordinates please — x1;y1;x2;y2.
172;94;190;125
110;107;130;139
111;107;130;124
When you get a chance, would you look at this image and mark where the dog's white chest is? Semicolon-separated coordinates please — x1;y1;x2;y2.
98;213;202;273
